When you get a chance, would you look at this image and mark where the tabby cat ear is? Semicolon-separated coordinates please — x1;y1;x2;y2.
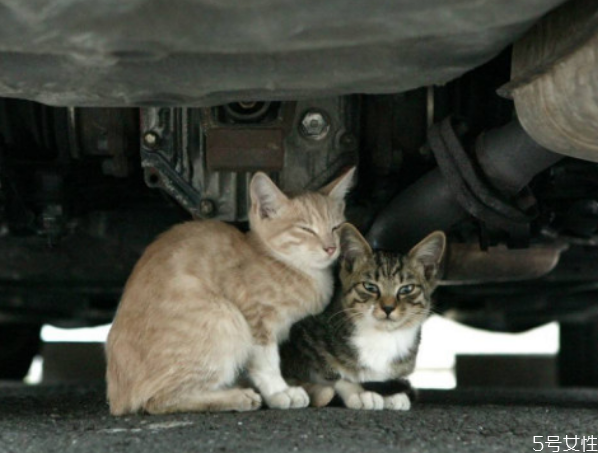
320;167;356;201
408;231;446;280
339;223;372;271
250;172;288;219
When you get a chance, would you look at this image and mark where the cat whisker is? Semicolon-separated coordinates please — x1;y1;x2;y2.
327;308;353;324
412;309;433;315
329;312;355;330
339;310;363;325
329;309;362;334
418;306;441;316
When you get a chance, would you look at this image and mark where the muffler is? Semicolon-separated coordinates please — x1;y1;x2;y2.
368;0;598;284
502;0;598;162
366;118;561;253
366;118;563;284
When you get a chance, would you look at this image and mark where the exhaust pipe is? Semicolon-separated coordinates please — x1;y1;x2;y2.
368;0;598;283
367;118;561;253
366;118;564;284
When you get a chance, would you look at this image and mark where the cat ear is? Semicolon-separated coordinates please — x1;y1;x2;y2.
250;172;288;219
408;231;446;281
320;167;356;201
339;223;372;271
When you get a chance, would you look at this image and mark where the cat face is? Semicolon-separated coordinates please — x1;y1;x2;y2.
249;169;355;270
338;225;446;331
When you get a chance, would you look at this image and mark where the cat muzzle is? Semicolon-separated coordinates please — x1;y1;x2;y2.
324;246;337;256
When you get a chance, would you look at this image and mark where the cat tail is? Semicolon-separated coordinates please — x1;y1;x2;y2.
106;359;166;416
106;368;133;416
105;337;155;416
106;347;139;416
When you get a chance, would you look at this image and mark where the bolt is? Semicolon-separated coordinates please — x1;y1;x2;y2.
300;111;330;140
143;131;160;149
199;199;216;218
147;172;161;186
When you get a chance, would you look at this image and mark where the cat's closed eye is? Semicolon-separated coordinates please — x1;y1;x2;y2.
398;284;415;295
362;282;380;294
299;225;317;235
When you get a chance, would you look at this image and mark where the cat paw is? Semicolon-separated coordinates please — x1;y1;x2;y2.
345;391;384;410
236;388;263;412
384;393;411;411
307;385;335;408
264;386;310;409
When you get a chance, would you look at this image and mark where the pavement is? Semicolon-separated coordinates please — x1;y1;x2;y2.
1;384;598;453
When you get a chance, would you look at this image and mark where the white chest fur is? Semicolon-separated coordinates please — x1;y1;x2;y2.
348;324;420;382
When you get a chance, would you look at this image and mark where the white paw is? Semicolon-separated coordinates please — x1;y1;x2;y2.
265;386;309;409
384;393;411;411
345;391;384;410
237;388;263;412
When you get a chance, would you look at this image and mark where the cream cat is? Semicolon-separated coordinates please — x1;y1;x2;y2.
105;169;354;415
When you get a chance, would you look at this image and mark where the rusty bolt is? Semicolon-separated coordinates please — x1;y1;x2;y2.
199;199;216;218
143;131;160;149
300;111;330;140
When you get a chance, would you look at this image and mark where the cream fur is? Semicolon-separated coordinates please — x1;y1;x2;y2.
105;169;353;415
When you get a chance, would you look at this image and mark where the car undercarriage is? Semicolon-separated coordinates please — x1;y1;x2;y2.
1;0;598;384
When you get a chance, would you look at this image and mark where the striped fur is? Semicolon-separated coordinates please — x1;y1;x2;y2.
281;225;445;410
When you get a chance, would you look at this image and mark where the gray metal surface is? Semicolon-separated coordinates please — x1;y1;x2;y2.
141;98;359;221
0;0;567;107
2;384;598;453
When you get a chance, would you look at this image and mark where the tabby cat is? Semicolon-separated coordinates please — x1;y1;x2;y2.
106;168;354;415
281;224;445;410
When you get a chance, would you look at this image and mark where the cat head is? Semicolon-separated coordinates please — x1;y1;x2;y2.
249;168;355;270
338;224;446;331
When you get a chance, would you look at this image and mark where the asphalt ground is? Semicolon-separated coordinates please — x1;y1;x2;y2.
1;384;598;453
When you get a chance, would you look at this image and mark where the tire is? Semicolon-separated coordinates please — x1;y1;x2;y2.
0;323;42;380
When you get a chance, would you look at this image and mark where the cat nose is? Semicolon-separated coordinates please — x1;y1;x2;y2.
381;305;395;316
324;246;337;256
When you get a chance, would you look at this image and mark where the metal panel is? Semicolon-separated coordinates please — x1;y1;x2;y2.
0;0;567;106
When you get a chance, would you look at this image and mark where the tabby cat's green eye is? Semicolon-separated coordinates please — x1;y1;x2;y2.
362;282;380;293
398;284;415;295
